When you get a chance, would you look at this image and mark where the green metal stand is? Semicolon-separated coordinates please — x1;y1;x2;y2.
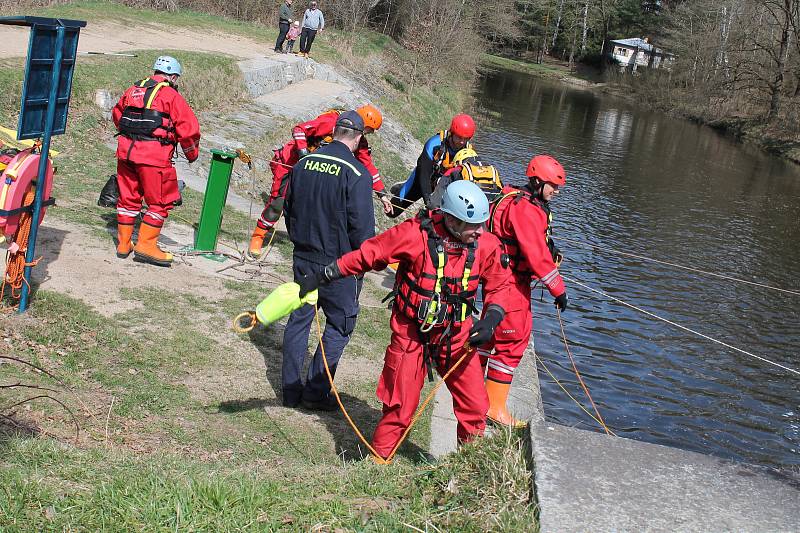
194;148;236;253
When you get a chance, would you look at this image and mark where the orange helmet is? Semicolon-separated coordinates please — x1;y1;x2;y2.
356;104;383;131
526;155;566;186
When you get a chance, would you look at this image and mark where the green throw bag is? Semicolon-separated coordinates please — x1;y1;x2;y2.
255;282;319;326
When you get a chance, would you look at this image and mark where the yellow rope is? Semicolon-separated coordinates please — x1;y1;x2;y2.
556;308;613;435
314;305;474;464
535;353;617;436
232;311;257;333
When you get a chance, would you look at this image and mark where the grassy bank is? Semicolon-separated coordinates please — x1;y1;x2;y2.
0;2;536;530
1;284;534;530
482;54;567;80
482;54;600;87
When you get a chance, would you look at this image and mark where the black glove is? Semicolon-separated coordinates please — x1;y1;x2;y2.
468;308;504;347
297;261;343;298
297;148;309;157
297;271;323;298
554;293;568;312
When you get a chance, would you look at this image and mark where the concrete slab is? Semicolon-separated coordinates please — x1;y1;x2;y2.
507;335;544;424
531;422;800;533
255;78;355;119
429;385;459;458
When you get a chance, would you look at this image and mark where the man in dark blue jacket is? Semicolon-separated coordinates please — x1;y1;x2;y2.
282;110;375;410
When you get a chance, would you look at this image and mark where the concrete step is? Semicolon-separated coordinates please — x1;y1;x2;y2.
255;78;355;119
238;53;355;100
238;55;311;98
531;421;800;533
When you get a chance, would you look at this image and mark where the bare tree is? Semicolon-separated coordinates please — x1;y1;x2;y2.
581;0;590;54
552;0;566;49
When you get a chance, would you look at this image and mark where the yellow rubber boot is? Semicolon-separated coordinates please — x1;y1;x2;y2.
486;380;526;428
116;223;134;259
249;225;269;258
133;223;173;267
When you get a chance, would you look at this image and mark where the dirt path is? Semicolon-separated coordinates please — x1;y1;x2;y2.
0;20;265;59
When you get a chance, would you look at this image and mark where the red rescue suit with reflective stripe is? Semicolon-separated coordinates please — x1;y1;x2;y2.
112;76;200;228
256;111;385;230
291;111;383;191
112;75;201;166
481;185;566;384
336;213;512;459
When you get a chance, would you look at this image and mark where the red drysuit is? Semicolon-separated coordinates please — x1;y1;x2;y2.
112;75;200;228
481;185;566;384
256;110;385;230
336;213;512;459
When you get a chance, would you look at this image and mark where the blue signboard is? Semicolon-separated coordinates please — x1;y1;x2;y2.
0;16;85;313
0;17;85;140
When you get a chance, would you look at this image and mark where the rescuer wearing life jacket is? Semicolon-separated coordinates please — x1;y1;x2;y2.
429;148;503;208
387;114;476;217
481;155;569;427
112;55;201;266
281;111;376;410
248;105;391;258
296;181;512;460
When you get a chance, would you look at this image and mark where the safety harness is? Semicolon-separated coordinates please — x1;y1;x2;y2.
117;78;176;145
489;187;554;272
385;212;480;380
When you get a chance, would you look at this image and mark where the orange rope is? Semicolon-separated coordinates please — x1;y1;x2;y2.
1;187;40;304
314;306;474;464
556;307;613;435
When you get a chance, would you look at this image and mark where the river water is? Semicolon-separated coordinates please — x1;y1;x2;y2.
472;67;800;469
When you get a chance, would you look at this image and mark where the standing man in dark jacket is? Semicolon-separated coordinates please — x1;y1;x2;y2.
275;0;293;53
281;110;375;410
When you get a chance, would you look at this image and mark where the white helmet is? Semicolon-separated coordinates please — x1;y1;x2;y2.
440;181;490;224
153;55;182;76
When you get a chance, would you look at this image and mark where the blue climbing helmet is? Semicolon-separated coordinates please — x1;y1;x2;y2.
440;180;490;224
153;55;182;76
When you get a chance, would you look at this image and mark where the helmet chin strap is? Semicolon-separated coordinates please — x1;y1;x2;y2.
531;179;546;201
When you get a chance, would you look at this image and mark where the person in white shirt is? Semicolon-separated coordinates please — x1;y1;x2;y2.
298;1;325;57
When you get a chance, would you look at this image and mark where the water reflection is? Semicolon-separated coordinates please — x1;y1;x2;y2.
475;67;800;468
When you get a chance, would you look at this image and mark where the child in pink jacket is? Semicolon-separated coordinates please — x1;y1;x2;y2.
285;21;301;53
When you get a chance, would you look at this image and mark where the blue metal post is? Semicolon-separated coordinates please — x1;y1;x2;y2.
18;24;64;313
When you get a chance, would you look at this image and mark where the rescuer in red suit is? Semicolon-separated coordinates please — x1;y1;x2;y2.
248;104;392;257
296;181;512;460
481;154;569;427
112;55;201;267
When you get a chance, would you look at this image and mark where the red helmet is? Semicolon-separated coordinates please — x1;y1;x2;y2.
526;155;566;186
449;114;476;139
